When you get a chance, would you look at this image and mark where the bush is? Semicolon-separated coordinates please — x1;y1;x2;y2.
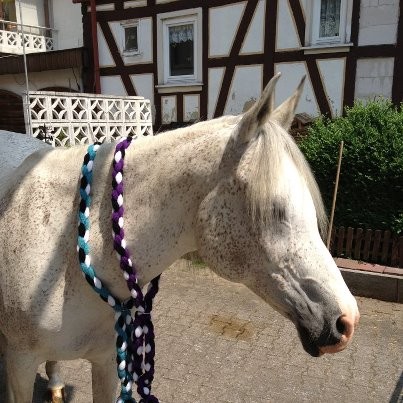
299;99;403;234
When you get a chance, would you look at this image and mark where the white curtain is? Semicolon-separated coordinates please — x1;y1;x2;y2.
169;24;193;44
320;0;341;38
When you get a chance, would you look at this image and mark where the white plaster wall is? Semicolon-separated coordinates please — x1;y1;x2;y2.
224;65;263;115
358;0;399;45
240;0;265;55
109;21;127;58
299;0;308;16
8;1;82;51
108;19;153;65
184;94;200;122
161;95;177;124
100;76;127;96
130;74;155;120
124;0;147;7
130;74;154;103
91;4;114;12
274;63;320;117
52;0;83;49
209;3;245;57
208;67;225;119
276;0;300;50
317;58;346;117
130;17;153;64
355;58;394;100
0;69;82;96
17;0;45;27
98;24;115;67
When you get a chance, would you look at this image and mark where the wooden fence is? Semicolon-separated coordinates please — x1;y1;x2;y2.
329;227;403;268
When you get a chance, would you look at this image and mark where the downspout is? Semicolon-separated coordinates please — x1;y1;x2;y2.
90;0;101;93
17;0;31;136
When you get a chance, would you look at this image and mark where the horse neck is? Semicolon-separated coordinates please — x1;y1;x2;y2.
105;128;233;286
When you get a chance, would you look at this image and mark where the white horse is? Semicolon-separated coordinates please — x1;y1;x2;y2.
0;74;359;403
0;132;66;401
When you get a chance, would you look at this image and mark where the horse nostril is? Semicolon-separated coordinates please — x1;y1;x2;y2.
319;314;357;355
336;315;356;339
336;316;346;335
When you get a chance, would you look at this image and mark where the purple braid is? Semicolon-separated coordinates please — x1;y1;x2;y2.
112;137;161;402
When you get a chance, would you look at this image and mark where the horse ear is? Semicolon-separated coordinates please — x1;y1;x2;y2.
270;75;306;131
236;72;281;144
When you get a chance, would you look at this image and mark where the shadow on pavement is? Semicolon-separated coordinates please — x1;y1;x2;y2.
389;371;403;403
32;374;75;403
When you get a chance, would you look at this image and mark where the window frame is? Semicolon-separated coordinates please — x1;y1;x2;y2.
157;8;202;86
121;19;140;56
307;0;351;47
163;17;197;82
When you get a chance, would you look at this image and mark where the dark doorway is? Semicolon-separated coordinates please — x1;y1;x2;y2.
0;90;25;133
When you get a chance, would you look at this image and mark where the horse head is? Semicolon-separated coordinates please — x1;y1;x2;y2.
195;73;359;357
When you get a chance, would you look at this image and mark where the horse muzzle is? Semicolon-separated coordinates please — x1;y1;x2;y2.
297;310;360;357
318;312;360;355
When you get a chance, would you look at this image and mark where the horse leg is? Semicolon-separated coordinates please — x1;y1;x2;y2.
45;361;66;403
90;352;119;403
4;347;39;403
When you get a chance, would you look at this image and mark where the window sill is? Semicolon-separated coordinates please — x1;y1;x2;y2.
302;42;353;55
122;51;142;57
156;82;203;94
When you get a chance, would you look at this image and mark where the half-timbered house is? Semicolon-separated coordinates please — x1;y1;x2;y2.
77;0;402;129
0;0;85;133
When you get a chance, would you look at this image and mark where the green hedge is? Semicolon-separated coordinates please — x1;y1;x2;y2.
299;99;403;234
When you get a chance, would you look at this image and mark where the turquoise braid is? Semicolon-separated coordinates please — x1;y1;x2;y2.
77;144;137;403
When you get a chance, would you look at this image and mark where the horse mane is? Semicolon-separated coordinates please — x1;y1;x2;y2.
244;120;328;238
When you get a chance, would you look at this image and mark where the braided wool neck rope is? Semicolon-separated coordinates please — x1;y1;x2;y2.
77;139;160;403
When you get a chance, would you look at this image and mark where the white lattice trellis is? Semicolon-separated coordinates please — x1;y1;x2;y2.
24;91;154;147
0;20;55;53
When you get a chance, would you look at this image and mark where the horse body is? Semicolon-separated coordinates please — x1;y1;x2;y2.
0;75;359;402
0;122;241;401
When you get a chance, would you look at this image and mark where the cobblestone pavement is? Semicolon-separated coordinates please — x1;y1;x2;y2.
1;260;402;403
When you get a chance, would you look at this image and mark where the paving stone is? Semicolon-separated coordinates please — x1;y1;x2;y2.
0;260;402;402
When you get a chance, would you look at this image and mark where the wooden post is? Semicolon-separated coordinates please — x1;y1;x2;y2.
326;141;344;249
90;0;101;94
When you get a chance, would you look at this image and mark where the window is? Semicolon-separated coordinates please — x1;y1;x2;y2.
157;9;202;86
168;24;194;77
121;20;139;55
0;1;16;22
125;26;138;52
163;16;197;82
309;0;350;46
319;0;341;38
